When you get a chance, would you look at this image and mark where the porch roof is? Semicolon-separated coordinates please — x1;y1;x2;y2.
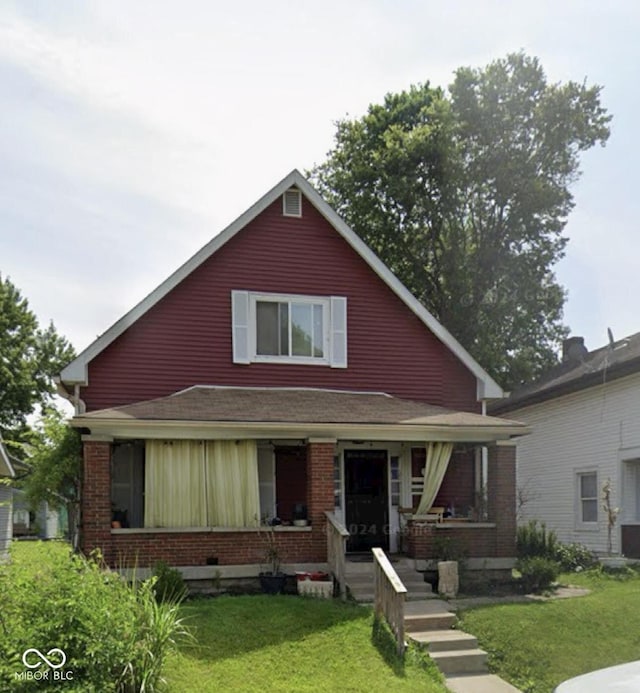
73;386;528;442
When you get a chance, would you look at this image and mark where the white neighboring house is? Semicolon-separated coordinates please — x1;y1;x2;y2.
492;333;640;557
0;439;16;557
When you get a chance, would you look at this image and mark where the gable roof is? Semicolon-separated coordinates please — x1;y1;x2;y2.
493;331;640;414
72;386;526;442
60;170;503;400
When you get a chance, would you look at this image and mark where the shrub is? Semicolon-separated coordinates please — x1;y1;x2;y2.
516;556;560;594
151;560;188;603
0;542;190;692
554;542;598;572
516;520;559;560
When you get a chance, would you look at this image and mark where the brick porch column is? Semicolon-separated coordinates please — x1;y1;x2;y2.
306;439;336;562
81;437;113;564
487;441;517;558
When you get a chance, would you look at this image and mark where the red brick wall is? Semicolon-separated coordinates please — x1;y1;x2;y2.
487;443;516;557
112;530;322;568
81;440;113;563
306;441;335;561
406;444;516;561
82;438;336;568
407;523;497;559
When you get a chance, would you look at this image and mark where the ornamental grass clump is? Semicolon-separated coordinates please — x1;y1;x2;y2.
0;541;190;692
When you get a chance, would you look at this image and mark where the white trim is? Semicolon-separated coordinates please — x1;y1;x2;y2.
73;418;527;443
575;467;599;530
0;441;15;478
249;291;331;365
60;169;503;399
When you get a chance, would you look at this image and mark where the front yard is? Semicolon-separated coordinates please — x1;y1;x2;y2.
164;595;447;692
5;541;640;692
458;567;640;693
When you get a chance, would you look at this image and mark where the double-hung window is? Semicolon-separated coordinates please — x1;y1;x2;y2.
577;470;598;526
232;290;347;367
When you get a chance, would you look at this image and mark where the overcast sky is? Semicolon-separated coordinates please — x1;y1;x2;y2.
1;1;638;360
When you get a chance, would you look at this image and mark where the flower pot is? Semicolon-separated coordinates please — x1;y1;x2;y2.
259;572;286;594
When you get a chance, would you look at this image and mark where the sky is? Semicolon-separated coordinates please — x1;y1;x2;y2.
1;0;639;361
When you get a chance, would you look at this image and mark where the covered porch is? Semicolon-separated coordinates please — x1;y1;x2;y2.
73;386;527;573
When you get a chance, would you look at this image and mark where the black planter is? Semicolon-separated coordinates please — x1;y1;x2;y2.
259;572;286;595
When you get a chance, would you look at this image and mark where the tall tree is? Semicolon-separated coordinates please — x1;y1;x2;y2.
310;53;611;389
0;274;75;438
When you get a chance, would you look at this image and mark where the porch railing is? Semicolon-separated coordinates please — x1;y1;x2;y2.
372;547;407;657
325;511;350;600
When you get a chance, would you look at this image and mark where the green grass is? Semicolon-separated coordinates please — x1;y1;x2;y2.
458;568;640;693
164;595;448;692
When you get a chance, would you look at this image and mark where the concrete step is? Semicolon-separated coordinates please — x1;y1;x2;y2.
404;611;457;631
446;673;523;693
404;598;456;631
346;567;433;603
430;648;488;675
409;629;478;652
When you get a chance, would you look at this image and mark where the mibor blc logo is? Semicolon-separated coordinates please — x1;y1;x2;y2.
15;647;74;683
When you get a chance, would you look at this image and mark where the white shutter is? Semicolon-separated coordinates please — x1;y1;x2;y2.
231;290;250;364
330;296;347;368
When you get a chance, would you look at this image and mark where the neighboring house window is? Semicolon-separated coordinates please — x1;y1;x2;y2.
232;291;347;367
578;471;598;524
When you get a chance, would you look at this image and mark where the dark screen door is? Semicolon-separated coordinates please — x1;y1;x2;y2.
344;449;388;552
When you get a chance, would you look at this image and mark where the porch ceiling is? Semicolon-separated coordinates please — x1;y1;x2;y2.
72;386;529;442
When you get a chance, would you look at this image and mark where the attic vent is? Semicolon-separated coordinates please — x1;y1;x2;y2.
283;188;302;217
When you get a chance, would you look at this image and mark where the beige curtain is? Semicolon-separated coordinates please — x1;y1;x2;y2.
416;442;454;515
144;441;207;527
205;441;260;527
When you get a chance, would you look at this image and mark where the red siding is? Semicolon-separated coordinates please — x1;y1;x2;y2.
82;196;478;412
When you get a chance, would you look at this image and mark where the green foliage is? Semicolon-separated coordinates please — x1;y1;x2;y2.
19;406;82;545
0;275;75;439
310;52;611;389
516;520;559;560
516;556;560;594
432;534;469;563
0;541;189;692
151;560;188;603
553;542;598;572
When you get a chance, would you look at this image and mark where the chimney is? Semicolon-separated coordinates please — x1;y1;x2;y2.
562;336;588;364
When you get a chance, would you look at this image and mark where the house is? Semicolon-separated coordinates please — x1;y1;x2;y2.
492;333;640;558
58;170;527;583
0;439;16;557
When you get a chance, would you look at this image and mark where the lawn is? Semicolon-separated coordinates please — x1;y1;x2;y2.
458;567;640;693
164;595;448;693
2;542;447;692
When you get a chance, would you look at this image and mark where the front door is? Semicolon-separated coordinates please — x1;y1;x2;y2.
344;449;388;552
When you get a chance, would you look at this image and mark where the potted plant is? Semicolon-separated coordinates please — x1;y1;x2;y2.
259;527;286;594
